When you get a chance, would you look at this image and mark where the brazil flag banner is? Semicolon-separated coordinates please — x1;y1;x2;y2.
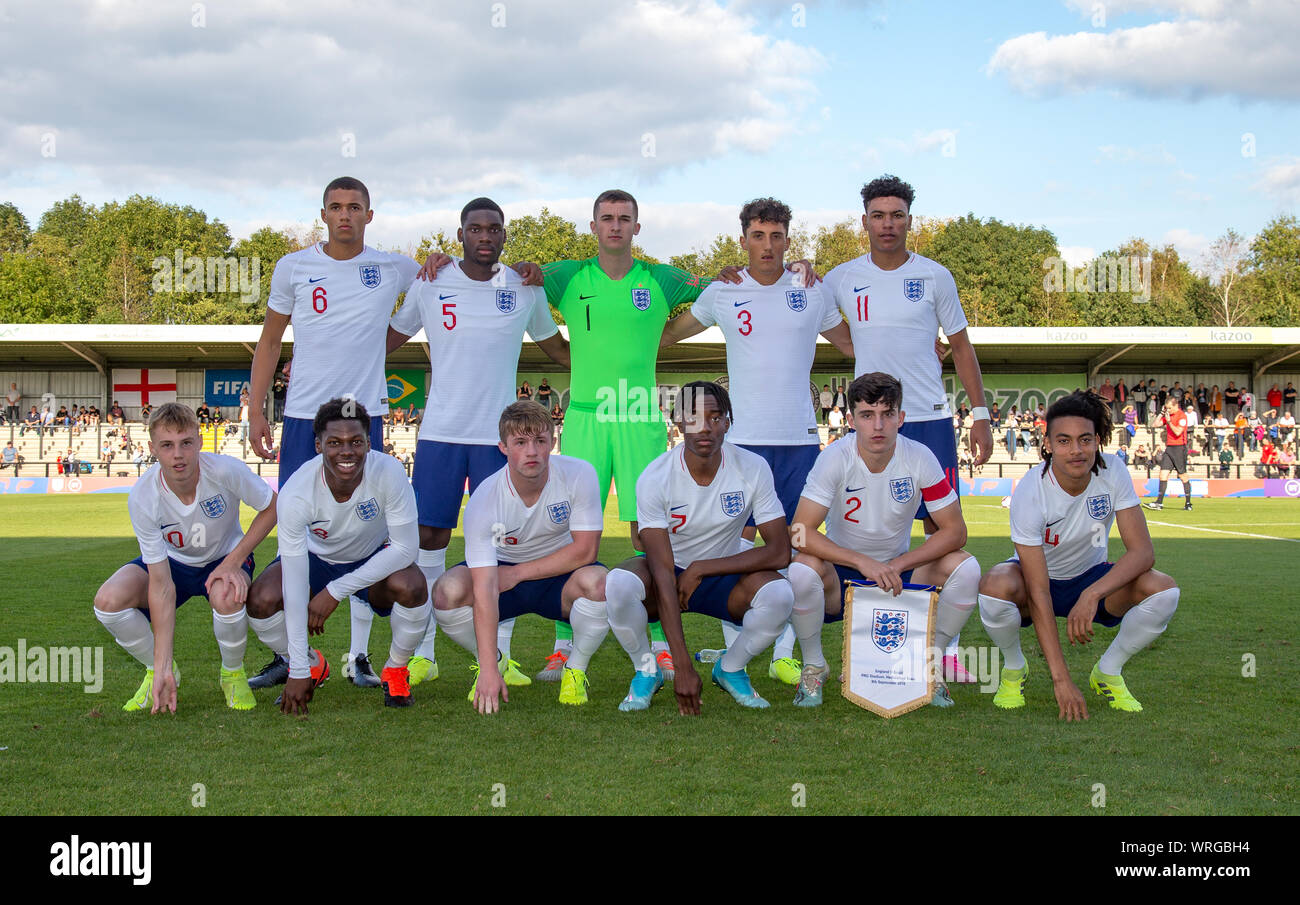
385;369;426;410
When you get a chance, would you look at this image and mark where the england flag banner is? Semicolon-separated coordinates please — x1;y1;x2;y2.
111;368;178;408
841;580;938;717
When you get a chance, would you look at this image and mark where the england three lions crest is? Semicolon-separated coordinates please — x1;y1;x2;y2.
548;500;571;524
200;494;226;519
719;491;745;518
359;264;382;289
889;477;914;503
355;497;380;521
903;278;925;302
786;290;807;312
496;289;516;313
631;288;652;311
1086;493;1112;520
872;608;908;653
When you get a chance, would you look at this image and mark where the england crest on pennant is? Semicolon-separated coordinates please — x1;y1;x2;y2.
496;289;516;313
200;494;226;519
1086;493;1112;520
359;264;382;289
548;500;571;524
631;288;652;311
903;278;925;302
889;477;914;503
786;290;807;311
719;491;745;518
355;498;380;521
872;608;907;653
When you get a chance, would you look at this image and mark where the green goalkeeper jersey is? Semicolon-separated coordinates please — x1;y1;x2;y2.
542;257;709;410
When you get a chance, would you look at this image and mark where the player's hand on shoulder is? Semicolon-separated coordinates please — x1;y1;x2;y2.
716;265;744;284
858;555;903;596
307;589;340;635
512;262;543;286
1053;677;1089;721
150;667;178;714
281;676;313;715
676;564;702;611
674;663;702;716
788;258;822;285
1067;593;1099;644
418;252;454;281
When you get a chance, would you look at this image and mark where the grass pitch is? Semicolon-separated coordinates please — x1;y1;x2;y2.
0;495;1296;815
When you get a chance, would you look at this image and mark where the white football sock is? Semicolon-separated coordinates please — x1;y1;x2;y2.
349;597;373;660
248;610;289;659
566;598;609;672
605;568;654;673
1098;587;1179;676
979;593;1025;671
433;605;477;654
721;579;794;673
934;556;979;653
95;606;154;667
211;607;249;670
721;620;741;648
772;622;796;661
498;618;516;661
788;561;827;668
412;547;446;661
387;601;431;669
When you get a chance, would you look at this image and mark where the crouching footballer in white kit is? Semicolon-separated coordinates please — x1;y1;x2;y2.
245;398;428;713
604;381;794;713
93;403;278;712
432;401;608;712
979;391;1179;719
789;372;980;708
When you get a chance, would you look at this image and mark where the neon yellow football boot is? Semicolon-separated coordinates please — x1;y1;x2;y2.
1089;663;1143;712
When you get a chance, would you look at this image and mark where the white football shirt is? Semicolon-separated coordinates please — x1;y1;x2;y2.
636;443;785;569
390;260;558;445
268;243;420;419
1008;453;1140;580
462;455;603;569
128;453;274;567
691;269;840;446
822;252;968;422
800;435;956;563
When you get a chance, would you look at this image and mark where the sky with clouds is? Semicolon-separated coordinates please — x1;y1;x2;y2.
2;0;1296;269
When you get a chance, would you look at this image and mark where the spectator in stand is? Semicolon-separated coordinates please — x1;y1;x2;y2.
391;406;406;427
100;441;114;473
404;402;419;427
1;441;15;472
65;448;79;476
1267;383;1283;417
1171;380;1185;405
1224;382;1241;418
1233;410;1248;456
1279;441;1297;477
108;400;124;426
819;384;832;424
1122;402;1138;444
1132;379;1149;423
1133;443;1149;470
1099;377;1115;418
1247;410;1263;452
1217;444;1234;477
1283;381;1296;417
5;382;20;423
1210;384;1223;420
1239;389;1254;417
1017;407;1033;451
1184;403;1200;458
1213;411;1231;454
536;377;553;410
1114;377;1128;422
272;369;288;424
832;384;847;414
828;404;844;440
1115;442;1129;467
516;380;532;401
196;403;212;425
132;442;147;476
1194;382;1209;421
87;405;101;426
989;401;1001;427
40;405;54;436
1003;406;1020;460
19;406;41;436
1033;406;1047;451
1278;409;1295;445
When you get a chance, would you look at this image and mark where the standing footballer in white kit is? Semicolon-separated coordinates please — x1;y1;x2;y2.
246;177;422;691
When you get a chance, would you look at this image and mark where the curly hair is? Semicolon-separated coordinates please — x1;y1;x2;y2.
860;174;915;212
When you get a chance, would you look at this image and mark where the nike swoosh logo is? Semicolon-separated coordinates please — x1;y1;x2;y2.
854;285;869;292
308;277;326;284
579;294;596;300
845;486;864;493
439;293;457;300
161;522;179;531
1046;518;1064;527
733;300;752;307
670;505;687;511
310;520;329;527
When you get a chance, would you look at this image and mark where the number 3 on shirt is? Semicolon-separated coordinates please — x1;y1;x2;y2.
737;309;752;336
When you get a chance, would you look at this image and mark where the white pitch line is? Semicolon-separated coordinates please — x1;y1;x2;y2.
1145;520;1300;543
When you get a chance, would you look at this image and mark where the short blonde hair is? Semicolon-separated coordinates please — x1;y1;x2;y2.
498;400;554;443
148;402;200;438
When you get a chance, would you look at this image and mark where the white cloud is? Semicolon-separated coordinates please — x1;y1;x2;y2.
1058;245;1097;268
1254;158;1300;204
988;1;1300;102
1161;227;1212;270
0;1;826;208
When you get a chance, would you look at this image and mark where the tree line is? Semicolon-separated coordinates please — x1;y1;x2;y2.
0;195;1295;328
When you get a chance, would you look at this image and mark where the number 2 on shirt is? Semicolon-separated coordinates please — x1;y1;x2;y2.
737;309;752;336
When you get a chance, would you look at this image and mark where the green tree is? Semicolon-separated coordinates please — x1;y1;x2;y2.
0;252;76;321
926;214;1059;326
1247;215;1300;326
502;208;597;265
0;202;31;257
811;220;867;271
